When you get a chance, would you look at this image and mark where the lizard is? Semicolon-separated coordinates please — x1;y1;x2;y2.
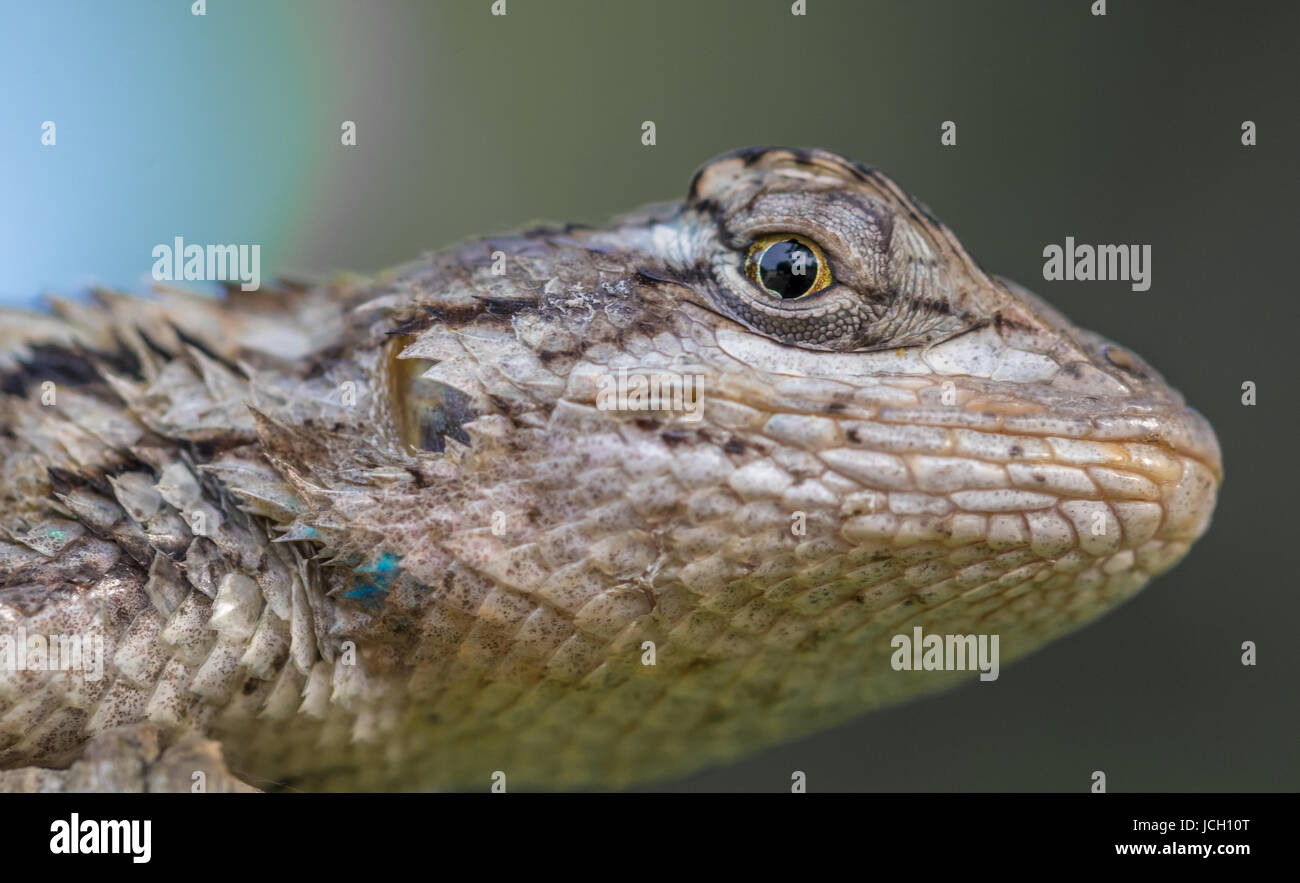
0;147;1221;791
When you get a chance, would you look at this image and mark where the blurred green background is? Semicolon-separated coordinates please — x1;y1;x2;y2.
4;0;1297;790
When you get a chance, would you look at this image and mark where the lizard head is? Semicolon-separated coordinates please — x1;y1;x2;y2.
372;148;1219;626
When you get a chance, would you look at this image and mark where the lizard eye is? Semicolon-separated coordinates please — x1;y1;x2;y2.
745;233;833;300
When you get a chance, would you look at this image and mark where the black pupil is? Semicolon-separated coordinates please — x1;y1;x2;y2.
758;239;818;299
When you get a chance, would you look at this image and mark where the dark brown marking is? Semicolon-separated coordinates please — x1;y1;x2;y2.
1;344;102;395
171;323;245;377
634;267;684;286
993;310;1038;336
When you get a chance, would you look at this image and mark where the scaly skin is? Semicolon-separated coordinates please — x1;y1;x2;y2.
0;147;1220;791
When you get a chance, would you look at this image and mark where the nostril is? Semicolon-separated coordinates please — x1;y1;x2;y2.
1102;344;1143;377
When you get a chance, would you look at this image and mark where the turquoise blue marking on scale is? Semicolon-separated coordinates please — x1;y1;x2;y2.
345;553;402;607
341;586;385;608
